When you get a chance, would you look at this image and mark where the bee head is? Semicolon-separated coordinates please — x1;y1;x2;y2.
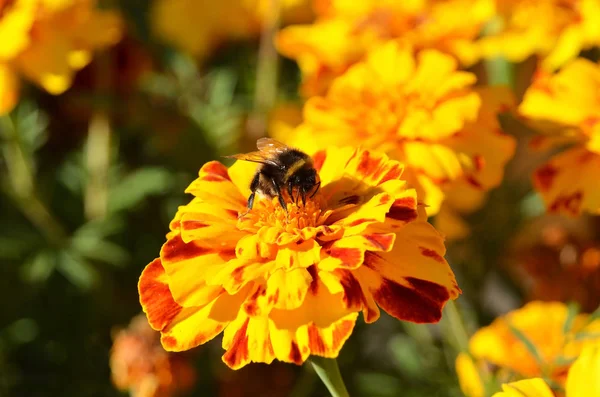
290;168;320;205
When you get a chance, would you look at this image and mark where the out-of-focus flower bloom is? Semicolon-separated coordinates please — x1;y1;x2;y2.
479;0;600;71
456;352;486;397
509;216;600;312
151;0;312;59
519;58;600;216
0;0;122;114
138;146;461;369
461;301;600;390
110;314;196;397
282;41;515;220
277;0;494;96
492;344;600;397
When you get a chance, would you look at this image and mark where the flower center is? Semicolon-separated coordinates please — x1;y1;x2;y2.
237;196;331;233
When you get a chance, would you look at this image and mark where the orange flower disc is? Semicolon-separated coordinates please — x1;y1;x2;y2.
138;146;461;369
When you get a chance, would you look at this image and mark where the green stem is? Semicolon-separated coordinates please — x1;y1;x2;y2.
309;356;350;397
443;300;470;353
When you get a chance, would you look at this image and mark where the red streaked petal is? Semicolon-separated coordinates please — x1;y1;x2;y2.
138;258;182;331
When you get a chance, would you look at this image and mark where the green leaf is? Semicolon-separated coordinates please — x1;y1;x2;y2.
355;373;401;397
21;250;56;284
70;236;129;267
562;302;580;334
56;251;99;291
508;323;544;366
107;167;173;213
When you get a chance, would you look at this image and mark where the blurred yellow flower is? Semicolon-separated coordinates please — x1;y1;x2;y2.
519;58;600;216
0;0;122;114
492;344;600;397
138;146;460;369
465;301;600;388
281;41;515;218
456;352;486;397
479;0;600;71
277;0;494;96
151;0;312;59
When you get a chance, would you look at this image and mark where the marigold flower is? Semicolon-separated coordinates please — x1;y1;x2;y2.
151;0;312;59
478;0;600;71
0;0;122;114
492;344;600;397
277;0;494;96
461;301;600;389
519;58;600;216
110;315;196;397
283;41;515;218
138;146;461;369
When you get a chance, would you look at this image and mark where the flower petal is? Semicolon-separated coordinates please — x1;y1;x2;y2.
492;379;554;397
566;344;600;397
275;239;321;270
185;161;247;211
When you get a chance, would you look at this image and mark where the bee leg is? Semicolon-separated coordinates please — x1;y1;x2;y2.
301;189;307;207
247;173;260;210
271;177;288;214
309;181;321;198
287;180;294;203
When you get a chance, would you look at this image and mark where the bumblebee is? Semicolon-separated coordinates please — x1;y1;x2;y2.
226;138;321;212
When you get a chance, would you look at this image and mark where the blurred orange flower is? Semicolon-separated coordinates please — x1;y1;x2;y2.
0;0;122;114
282;41;515;220
110;315;196;397
277;0;494;96
519;58;600;216
492;344;600;397
462;301;600;390
138;146;460;369
479;0;600;71
151;0;312;59
509;216;600;312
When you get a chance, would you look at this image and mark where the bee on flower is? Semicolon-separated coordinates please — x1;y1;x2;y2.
0;0;123;115
138;144;461;369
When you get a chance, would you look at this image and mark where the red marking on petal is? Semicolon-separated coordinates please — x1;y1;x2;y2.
222;318;250;369
162;335;177;349
348;218;376;227
329;247;363;267
308;325;327;355
387;197;418;222
419;247;445;264
357;151;382;177
243;285;267;316
219;249;237;261
181;220;209;230
373;277;449;323
332;319;354;348
336;270;364;309
268;289;280;305
313;150;326;172
379;164;403;184
289;341;303;364
162;235;214;262
535;164;558;192
473;155;485;171
465;176;483;189
232;266;245;283
549;191;583;215
364;234;394;251
226;209;240;218
201;162;231;181
307;265;319;295
138;259;182;331
578;151;596;164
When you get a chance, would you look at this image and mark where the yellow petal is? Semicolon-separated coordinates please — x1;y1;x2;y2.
275;239;321;270
492;379;554;397
456;353;485;397
0;64;18;114
566;344;600;397
185;161;248;211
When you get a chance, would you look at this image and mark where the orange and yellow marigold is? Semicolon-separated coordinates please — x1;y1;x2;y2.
519;58;600;216
138;146;461;369
277;0;494;96
282;41;515;219
0;0;122;114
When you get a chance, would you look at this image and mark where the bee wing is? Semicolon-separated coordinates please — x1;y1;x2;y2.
256;137;290;154
224;151;279;166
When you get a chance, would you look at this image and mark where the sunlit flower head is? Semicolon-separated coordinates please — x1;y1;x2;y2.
110;314;196;397
519;58;600;216
492;344;600;397
0;0;122;114
151;0;312;59
138;146;461;369
277;0;494;96
479;0;600;71
283;41;515;218
462;301;600;389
